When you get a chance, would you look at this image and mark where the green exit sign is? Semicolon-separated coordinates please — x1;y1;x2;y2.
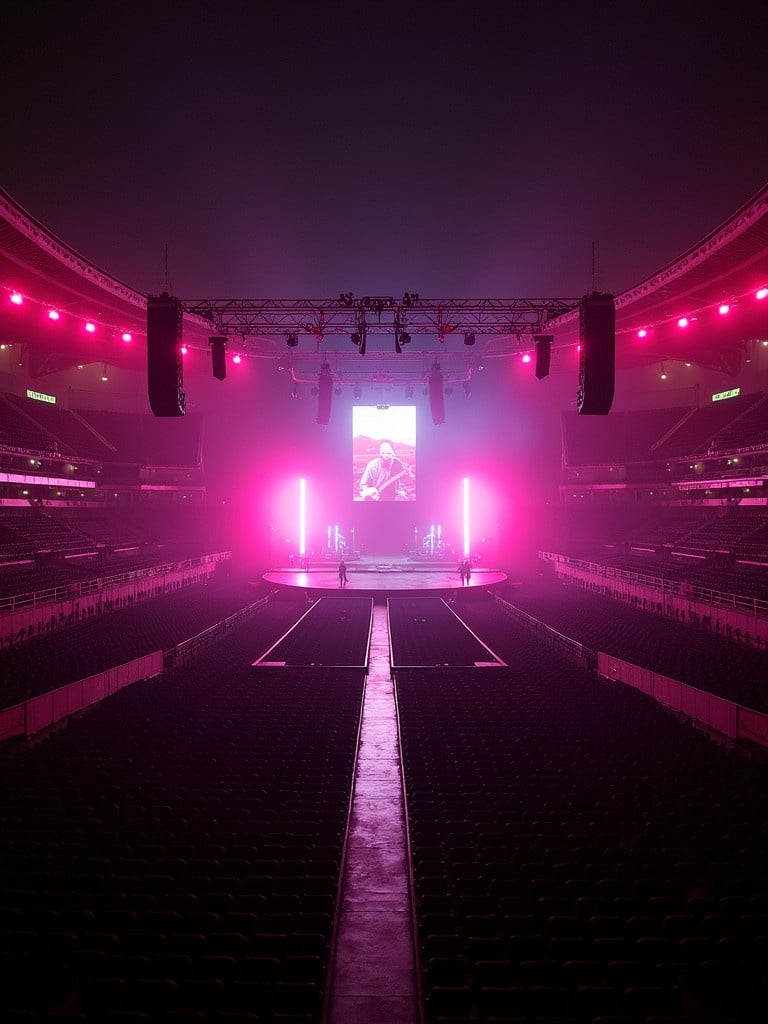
26;388;57;404
711;388;740;402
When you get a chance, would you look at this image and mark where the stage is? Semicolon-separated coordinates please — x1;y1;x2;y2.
262;558;508;600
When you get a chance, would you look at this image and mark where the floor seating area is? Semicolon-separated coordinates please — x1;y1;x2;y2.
485;580;768;712
396;611;768;1023
0;611;363;1023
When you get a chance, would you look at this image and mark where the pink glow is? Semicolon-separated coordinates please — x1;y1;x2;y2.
718;303;730;315
180;345;188;355
521;352;532;364
756;287;768;300
232;353;242;364
48;310;60;321
85;321;96;333
299;478;306;556
463;477;470;557
637;328;647;339
10;291;23;305
677;316;689;328
121;332;132;342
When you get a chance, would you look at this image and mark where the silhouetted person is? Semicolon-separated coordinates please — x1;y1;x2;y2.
338;560;348;587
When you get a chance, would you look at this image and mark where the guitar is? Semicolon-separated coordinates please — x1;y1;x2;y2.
360;465;413;501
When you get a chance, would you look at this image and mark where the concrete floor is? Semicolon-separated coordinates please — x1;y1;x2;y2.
327;604;420;1024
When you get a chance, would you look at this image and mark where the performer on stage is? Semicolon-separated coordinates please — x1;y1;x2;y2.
359;441;410;501
338;559;348;587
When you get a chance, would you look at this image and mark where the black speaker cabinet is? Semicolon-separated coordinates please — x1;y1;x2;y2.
534;334;552;380
429;367;445;425
317;363;333;425
209;336;227;381
577;293;615;415
147;294;185;416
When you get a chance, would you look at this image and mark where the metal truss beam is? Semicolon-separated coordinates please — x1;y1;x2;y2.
182;294;579;339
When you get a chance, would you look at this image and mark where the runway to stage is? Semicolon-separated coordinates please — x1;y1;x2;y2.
261;558;508;599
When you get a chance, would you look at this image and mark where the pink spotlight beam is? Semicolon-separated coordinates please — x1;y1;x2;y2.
299;478;306;557
463;476;470;558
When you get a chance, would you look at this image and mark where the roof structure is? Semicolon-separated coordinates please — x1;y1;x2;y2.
1;182;767;379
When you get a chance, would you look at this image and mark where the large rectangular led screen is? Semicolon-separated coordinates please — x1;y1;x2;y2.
352;406;416;502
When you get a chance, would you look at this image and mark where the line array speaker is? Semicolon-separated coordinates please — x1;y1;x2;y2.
147;294;185;416
534;334;552;380
577;292;615;415
317;363;333;425
429;365;445;425
209;336;227;381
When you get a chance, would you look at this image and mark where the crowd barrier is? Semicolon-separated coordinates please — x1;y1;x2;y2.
0;651;163;742
598;652;768;749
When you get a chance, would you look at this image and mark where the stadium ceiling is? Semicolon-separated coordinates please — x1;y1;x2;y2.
1;182;767;379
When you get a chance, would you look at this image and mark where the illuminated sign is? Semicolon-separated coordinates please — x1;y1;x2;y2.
711;388;740;402
26;389;57;405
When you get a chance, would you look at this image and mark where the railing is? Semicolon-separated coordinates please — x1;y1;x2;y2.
0;551;231;613
164;590;275;670
493;592;597;670
539;550;768;616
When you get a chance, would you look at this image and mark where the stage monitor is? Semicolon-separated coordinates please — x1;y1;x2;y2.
352;406;416;502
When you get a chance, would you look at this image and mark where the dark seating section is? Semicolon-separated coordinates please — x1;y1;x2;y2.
544;505;768;600
0;613;363;1022
388;597;502;667
255;597;373;667
396;606;768;1024
0;579;297;710
0;394;202;468
2;393;115;461
563;407;689;465
488;579;768;712
0;503;228;577
653;391;764;459
77;409;203;466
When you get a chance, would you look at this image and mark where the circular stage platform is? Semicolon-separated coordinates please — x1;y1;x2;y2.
262;558;508;600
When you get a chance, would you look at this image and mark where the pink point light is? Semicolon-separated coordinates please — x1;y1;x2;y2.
718;303;730;315
48;310;60;321
180;345;188;355
85;321;96;333
677;316;689;328
756;287;768;300
232;353;242;364
121;332;132;342
521;352;532;364
10;291;23;305
637;328;647;339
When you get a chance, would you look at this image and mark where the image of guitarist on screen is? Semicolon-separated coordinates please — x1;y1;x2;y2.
359;441;411;501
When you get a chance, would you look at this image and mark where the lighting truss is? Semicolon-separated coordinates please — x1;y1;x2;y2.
183;294;579;340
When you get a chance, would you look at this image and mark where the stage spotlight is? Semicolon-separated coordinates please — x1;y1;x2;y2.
464;332;475;346
350;332;360;346
287;332;299;347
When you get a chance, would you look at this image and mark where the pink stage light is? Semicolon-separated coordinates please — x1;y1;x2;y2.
463;477;470;558
180;345;188;355
677;316;689;328
637;328;647;339
521;352;532;364
10;291;23;305
756;287;768;300
48;310;60;321
85;321;96;333
232;353;242;364
299;478;306;557
718;303;730;315
121;332;132;342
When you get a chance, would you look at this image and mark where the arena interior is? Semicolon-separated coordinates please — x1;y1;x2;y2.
1;181;768;1024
